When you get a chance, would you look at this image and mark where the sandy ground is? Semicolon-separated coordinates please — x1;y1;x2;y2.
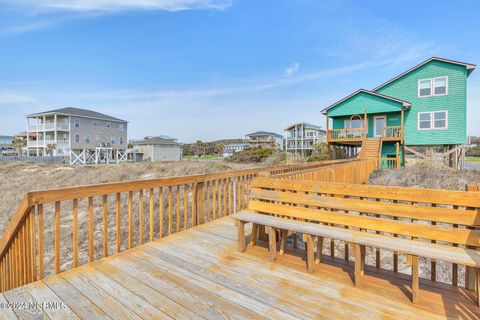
0;160;262;236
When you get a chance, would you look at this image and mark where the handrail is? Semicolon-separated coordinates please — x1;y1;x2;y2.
327;128;366;142
0;159;350;292
381;126;403;140
274;159;378;184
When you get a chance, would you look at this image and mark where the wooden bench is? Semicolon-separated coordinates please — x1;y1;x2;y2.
232;177;480;304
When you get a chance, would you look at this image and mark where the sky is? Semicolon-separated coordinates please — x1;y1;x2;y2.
0;0;479;143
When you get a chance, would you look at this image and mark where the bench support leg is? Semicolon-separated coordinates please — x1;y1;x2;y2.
237;221;246;252
279;229;288;255
305;235;314;273
267;227;277;261
258;225;268;241
353;244;365;286
476;269;480;307
250;223;258;247
316;236;324;264
410;255;419;303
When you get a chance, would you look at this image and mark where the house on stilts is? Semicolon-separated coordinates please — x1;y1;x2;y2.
322;57;475;169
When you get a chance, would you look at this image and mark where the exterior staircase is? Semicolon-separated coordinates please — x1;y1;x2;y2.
358;138;381;159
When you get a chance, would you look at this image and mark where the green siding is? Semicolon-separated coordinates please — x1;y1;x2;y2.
327;91;403;117
376;60;467;145
332;112;401;138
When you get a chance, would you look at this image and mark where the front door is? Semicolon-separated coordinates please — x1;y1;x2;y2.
374;115;386;137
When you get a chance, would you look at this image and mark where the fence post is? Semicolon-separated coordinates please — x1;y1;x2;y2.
466;183;479;291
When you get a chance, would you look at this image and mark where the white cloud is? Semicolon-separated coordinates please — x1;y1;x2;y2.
284;62;299;77
0;91;37;104
3;0;232;14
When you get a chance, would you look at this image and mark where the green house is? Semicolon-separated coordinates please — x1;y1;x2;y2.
321;57;476;168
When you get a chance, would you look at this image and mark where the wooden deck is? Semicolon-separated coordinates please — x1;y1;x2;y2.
1;216;479;320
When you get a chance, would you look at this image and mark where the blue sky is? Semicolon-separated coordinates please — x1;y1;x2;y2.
0;0;479;142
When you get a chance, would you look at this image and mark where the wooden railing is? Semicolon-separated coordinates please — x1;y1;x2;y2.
382;126;403;141
326;128;366;142
0;160;352;292
273;159;378;184
380;157;400;169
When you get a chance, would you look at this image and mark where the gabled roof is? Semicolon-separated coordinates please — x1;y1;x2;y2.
245;131;283;138
321;89;411;115
27;107;127;123
285;122;325;131
373;57;476;91
134;136;180;146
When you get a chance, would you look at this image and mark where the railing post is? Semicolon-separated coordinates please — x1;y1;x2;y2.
466;183;479;291
195;181;205;225
233;178;237;213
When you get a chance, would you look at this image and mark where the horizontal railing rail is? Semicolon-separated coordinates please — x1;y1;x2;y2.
0;159;350;292
273;158;378;184
381;126;403;141
327;128;366;142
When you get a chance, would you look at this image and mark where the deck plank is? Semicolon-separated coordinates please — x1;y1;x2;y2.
60;269;143;320
90;261;203;319
74;265;169;319
1;216;479;319
145;231;438;320
0;293;19;320
3;285;47;319
24;280;80;320
43;275;111;320
105;255;267;320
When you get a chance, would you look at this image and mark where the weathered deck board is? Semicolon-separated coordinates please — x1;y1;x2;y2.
1;216;479;319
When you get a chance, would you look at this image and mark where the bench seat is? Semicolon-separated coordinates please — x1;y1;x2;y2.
233;211;480;268
233;211;480;303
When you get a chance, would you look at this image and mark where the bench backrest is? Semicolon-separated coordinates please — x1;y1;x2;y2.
248;177;480;248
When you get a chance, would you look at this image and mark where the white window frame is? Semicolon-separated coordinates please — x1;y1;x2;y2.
119;123;125;131
74;119;80;128
417;110;448;130
343;115;364;129
373;115;387;137
74;134;80;143
418;76;448;98
85;134;91;144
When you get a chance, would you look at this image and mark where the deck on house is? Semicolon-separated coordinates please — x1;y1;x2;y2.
1;216;479;320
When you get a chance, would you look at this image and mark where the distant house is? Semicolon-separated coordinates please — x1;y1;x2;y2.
222;143;248;158
245;131;283;150
0;135;13;155
322;57;476;169
285;123;326;157
26;107;128;164
132;136;182;162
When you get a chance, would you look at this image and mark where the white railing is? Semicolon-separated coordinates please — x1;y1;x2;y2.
27;123;70;132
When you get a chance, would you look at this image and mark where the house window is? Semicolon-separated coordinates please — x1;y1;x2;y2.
344;115;364;129
119;123;125;131
74;134;80;143
418;111;448;130
418;76;448;97
434;77;447;95
74;119;80;128
85;134;91;144
120;137;124;145
111;137;115;145
93;121;98;126
95;134;100;141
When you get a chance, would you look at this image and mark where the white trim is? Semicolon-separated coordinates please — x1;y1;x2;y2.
373;115;387;137
343;114;364;129
417;76;448;98
417;110;449;130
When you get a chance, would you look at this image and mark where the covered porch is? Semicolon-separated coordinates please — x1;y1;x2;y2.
322;89;409;144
